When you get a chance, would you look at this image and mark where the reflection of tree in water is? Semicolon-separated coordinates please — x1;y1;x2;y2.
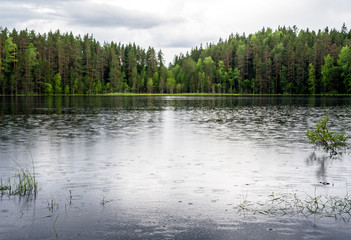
305;152;330;182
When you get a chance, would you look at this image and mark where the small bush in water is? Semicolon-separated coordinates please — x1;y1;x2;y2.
306;114;349;157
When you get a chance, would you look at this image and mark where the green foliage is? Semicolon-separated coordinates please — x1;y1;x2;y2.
25;43;38;68
54;73;62;94
337;46;351;92
203;56;216;88
232;67;241;93
4;37;17;68
64;84;70;94
159;66;168;93
73;78;79;94
152;72;159;92
321;55;335;93
1;26;351;95
92;81;102;93
43;83;53;94
147;78;153;93
243;79;251;93
198;72;207;92
280;66;291;93
0;75;6;94
306;114;348;157
105;82;111;93
130;66;138;92
166;77;176;94
308;63;316;94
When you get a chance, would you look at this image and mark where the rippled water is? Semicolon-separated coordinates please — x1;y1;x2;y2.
1;96;351;239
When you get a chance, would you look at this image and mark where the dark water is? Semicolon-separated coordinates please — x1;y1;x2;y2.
0;96;351;239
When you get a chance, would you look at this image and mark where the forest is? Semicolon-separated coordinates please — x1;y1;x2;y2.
1;24;351;95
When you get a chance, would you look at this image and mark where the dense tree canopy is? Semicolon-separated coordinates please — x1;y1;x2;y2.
0;27;164;94
1;25;351;94
174;24;351;94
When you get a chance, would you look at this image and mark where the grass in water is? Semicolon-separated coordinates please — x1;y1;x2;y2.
48;199;60;213
0;158;38;196
238;190;351;221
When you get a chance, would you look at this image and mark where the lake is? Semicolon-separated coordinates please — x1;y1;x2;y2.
0;96;351;239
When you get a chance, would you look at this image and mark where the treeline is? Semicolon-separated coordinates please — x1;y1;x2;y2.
173;24;351;94
0;27;166;94
1;25;351;95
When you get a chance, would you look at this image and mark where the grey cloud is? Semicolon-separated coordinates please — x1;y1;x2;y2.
154;34;217;48
4;0;77;3
64;2;182;29
0;6;37;22
0;1;183;30
0;1;63;24
158;38;199;48
65;3;160;29
316;0;351;11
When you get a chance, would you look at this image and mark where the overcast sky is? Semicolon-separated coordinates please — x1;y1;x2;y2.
1;0;350;64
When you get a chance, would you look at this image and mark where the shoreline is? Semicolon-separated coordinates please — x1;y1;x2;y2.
1;93;351;97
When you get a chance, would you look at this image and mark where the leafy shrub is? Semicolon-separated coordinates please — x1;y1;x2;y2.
306;114;349;157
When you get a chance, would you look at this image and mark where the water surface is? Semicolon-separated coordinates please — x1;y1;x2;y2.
1;96;351;239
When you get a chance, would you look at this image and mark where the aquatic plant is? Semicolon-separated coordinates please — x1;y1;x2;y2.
100;195;111;206
0;160;38;196
0;178;12;193
306;114;349;157
52;214;60;238
238;190;351;221
48;199;60;213
69;189;72;204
